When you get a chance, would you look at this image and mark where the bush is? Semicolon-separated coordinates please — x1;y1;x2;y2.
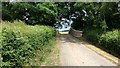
83;28;102;44
83;28;119;57
99;30;119;56
0;21;56;66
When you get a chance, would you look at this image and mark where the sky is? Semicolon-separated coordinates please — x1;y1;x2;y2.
56;18;73;32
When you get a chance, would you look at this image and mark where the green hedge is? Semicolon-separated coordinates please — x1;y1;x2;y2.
0;21;56;66
83;29;119;57
99;30;119;56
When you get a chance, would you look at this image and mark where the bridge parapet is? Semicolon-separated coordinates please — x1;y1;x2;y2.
69;28;83;37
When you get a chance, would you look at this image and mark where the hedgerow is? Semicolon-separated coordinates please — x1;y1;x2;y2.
0;21;56;66
83;28;119;57
99;30;119;56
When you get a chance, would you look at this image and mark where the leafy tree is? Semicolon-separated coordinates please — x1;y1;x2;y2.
2;2;58;26
56;2;75;19
72;2;120;31
100;2;120;30
72;3;96;29
2;2;13;21
36;2;58;26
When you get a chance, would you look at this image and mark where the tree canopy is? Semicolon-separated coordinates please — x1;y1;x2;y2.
72;2;120;30
2;2;58;26
2;2;120;29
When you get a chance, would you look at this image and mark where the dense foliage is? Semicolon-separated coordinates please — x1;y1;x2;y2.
2;2;58;26
83;29;102;44
0;21;56;66
99;30;119;56
72;2;120;30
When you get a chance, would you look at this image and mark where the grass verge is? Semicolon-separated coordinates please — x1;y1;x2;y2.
41;38;60;66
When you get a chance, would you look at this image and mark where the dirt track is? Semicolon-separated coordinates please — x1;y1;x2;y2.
59;35;117;66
